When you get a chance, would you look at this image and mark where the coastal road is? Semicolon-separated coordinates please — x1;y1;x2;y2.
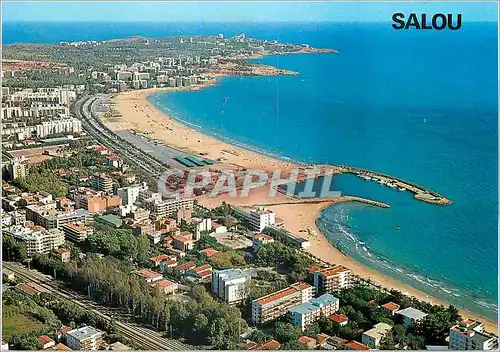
72;95;167;176
3;262;191;351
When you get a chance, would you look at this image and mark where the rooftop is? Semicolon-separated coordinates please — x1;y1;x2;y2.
134;268;163;280
298;336;317;345
345;340;371;350
53;343;71;351
363;323;392;340
309;293;339;307
289;301;320;315
66;326;103;341
153;279;177;288
256;286;299;306
317;265;350;278
200;247;220;257
37;335;54;345
329;313;349;324
396;307;428;320
382;302;400;311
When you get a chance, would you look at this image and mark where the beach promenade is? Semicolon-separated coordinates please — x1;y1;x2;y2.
100;88;497;333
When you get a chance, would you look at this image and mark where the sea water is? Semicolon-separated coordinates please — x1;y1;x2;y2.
4;21;498;320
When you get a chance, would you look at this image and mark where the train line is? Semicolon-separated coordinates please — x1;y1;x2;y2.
3;263;189;350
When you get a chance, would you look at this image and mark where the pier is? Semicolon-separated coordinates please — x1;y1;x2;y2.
338;165;452;205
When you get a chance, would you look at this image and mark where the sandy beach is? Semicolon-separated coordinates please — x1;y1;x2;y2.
103;86;498;333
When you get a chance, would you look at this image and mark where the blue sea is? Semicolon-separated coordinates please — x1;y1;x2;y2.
4;21;498;320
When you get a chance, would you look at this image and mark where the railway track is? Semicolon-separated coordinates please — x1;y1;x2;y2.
3;263;189;350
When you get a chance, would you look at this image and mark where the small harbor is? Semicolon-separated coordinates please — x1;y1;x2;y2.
339;165;452;205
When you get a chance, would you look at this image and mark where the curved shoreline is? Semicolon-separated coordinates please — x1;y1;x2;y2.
102;87;498;332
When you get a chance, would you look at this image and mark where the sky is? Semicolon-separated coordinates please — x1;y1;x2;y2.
2;1;498;23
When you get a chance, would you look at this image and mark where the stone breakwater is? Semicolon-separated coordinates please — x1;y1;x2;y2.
338;165;452;205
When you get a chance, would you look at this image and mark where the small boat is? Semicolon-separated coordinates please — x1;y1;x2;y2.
377;179;385;184
387;183;396;188
396;225;401;230
398;187;406;191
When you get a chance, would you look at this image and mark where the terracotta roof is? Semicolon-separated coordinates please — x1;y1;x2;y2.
153;279;177;288
150;254;174;263
256;286;298;306
329;313;349;324
298;336;316;345
193;264;212;273
291;281;311;290
134;268;162;279
316;333;330;344
308;265;321;274
64;223;87;232
53;343;71;351
58;327;72;336
248;339;281;350
382;302;400;312
199;248;220;257
255;233;273;241
54;248;70;254
176;261;196;271
318;265;350;278
345;340;371;350
37;335;54;345
172;235;192;244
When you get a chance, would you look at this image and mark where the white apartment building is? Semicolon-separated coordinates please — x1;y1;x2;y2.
252;282;314;325
233;206;275;232
449;319;498;350
35;118;82;137
395;307;428;328
362;323;392;347
288;294;339;331
3;225;65;257
211;269;249;304
312;265;352;295
65;326;104;350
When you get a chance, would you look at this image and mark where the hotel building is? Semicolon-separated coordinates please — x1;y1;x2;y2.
3;225;65;257
232;206;276;232
288;293;339;330
449;319;498;350
90;173;113;194
362;323;392;348
65;326;104;350
251;282;314;325
211;269;249;304
312;265;352;295
62;223;93;242
26;205;89;230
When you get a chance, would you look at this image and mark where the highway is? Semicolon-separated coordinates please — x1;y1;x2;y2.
3;262;191;350
72;95;168;176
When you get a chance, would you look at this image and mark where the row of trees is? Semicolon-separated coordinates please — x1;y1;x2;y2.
30;253;247;348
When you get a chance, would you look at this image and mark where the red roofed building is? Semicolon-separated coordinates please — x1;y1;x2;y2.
381;302;401;316
247;339;281;350
298;336;317;349
57;327;72;340
133;268;163;284
344;340;371;350
329;313;349;326
54;247;71;263
37;335;55;349
189;264;213;280
176;261;196;273
313;265;352;294
150;254;177;267
53;342;71;351
199;248;220;258
152;279;178;295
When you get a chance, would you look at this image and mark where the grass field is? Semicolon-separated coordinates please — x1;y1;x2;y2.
2;313;44;340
